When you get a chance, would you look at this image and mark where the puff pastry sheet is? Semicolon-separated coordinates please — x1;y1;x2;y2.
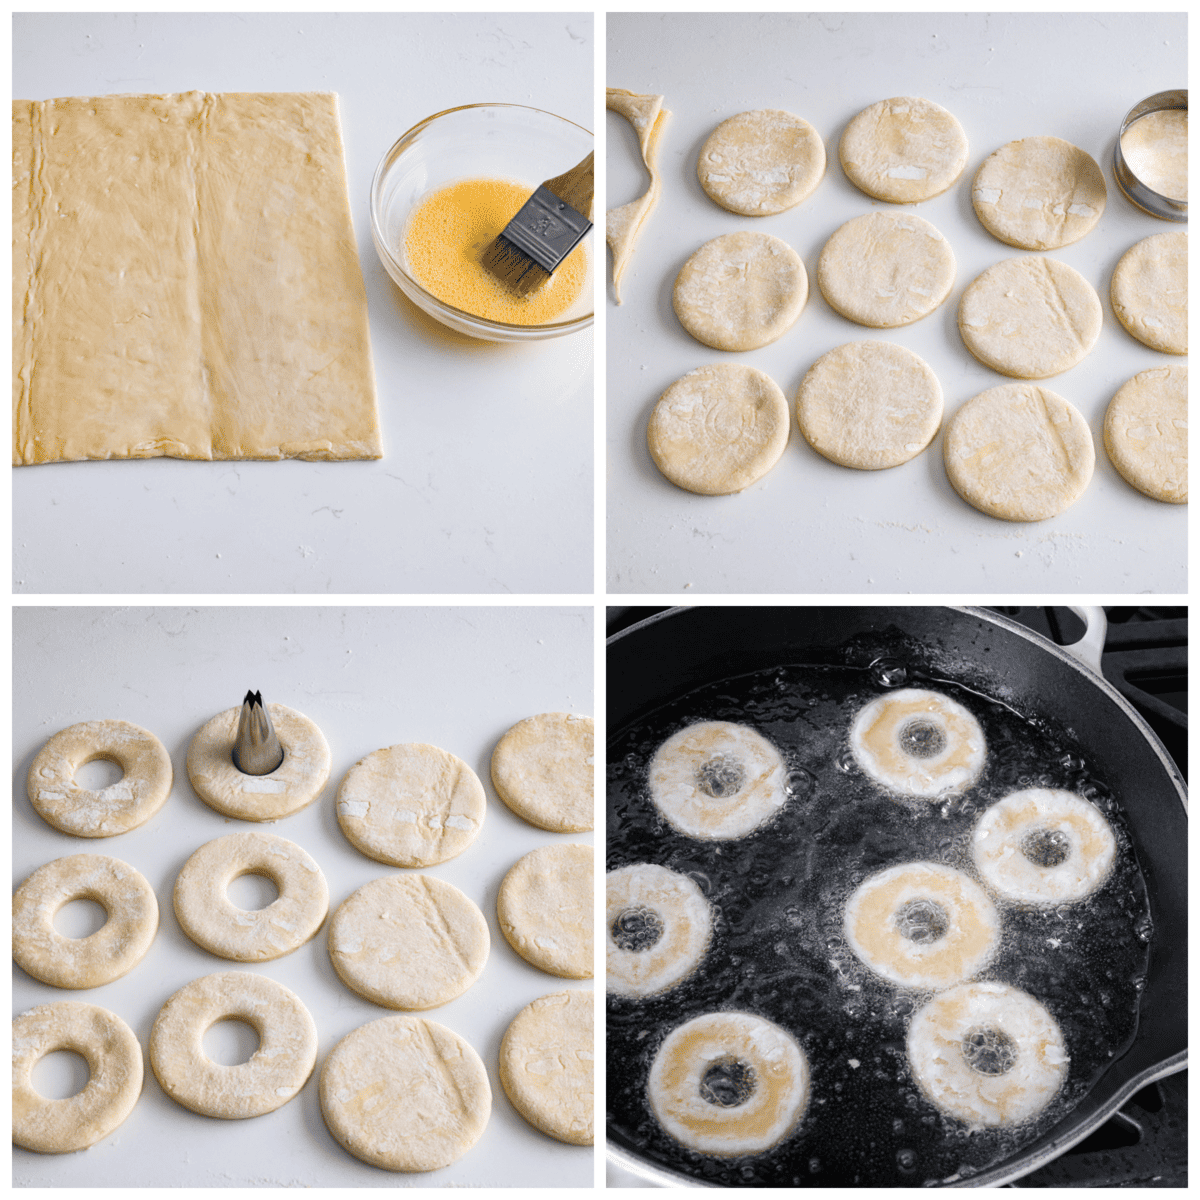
13;91;381;465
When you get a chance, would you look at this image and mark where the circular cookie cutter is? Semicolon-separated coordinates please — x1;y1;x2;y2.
1114;90;1187;222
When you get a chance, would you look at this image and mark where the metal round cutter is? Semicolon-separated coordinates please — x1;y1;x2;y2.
1113;90;1187;221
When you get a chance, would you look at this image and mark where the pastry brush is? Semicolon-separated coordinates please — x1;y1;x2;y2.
233;690;284;776
481;151;594;296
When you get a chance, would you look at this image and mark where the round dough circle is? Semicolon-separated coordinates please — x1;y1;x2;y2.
13;854;158;989
647;1011;809;1156
648;363;790;495
850;688;985;797
497;843;593;979
329;874;489;1009
499;990;594;1145
337;743;485;866
606;863;713;997
817;211;955;327
149;971;316;1119
673;232;807;352
796;341;943;470
320;1014;491;1172
907;982;1068;1127
697;109;825;216
839;96;969;203
186;702;331;822
1103;366;1188;504
972;788;1116;905
945;384;1095;522
27;719;172;837
1110;232;1187;355
491;712;594;833
648;720;787;840
958;257;1102;379
972;136;1106;250
173;831;329;962
843;861;1000;990
13;1002;143;1153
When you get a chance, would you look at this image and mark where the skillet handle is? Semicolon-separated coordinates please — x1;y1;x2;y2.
1062;606;1107;675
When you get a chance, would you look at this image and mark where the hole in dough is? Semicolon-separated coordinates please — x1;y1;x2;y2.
203;1018;261;1066
74;758;125;790
53;897;109;939
31;1049;91;1100
226;872;280;912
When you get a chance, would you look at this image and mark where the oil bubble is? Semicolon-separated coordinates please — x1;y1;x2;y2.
785;767;815;798
896;1148;918;1172
835;749;855;774
870;657;909;688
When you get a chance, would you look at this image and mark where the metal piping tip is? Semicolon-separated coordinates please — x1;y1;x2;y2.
233;690;284;776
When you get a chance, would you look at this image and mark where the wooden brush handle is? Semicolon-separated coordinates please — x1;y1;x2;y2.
543;151;594;221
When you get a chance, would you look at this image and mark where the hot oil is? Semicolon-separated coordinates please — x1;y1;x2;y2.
607;660;1151;1186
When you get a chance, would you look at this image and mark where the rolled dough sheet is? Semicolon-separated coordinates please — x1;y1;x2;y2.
13;91;381;465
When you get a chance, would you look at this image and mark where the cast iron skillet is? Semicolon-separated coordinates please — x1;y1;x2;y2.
606;606;1186;1188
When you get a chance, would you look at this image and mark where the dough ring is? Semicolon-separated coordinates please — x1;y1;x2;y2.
907;982;1068;1128
971;788;1116;905
27;719;172;837
320;1014;491;1171
497;843;593;979
13;854;158;989
648;720;788;840
647;1011;809;1156
945;384;1095;522
673;232;807;352
13;1001;143;1153
337;742;485;866
648;363;790;495
498;990;594;1145
843;861;1000;990
173;831;329;962
1104;366;1188;504
818;212;954;328
329;874;489;1009
606;863;713;997
149;971;317;1119
186;702;331;821
1110;232;1187;355
796;341;942;470
697;109;825;215
491;712;594;833
972;136;1106;250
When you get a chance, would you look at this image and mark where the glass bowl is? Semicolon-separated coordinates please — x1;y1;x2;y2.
370;103;594;341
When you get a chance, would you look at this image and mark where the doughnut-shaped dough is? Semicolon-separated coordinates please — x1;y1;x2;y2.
491;712;594;833
647;1011;809;1156
13;1002;143;1153
320;1014;491;1172
850;688;985;798
149;971;316;1119
336;743;485;866
173;832;328;962
972;136;1106;250
907;982;1068;1127
186;702;330;821
648;363;790;495
673;232;807;352
499;990;594;1145
843;862;1000;990
971;788;1117;905
497;844;593;979
606;863;713;997
1110;233;1187;355
329;874;489;1009
697;109;825;216
13;854;158;989
1104;366;1188;504
27;719;172;837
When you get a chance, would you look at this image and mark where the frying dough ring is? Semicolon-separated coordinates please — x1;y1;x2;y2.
1103;366;1188;504
186;702;331;822
971;788;1116;905
648;721;788;840
497;844;593;979
907;982;1068;1127
13;854;158;989
27;719;172;838
12;1001;143;1153
1110;233;1187;355
647;1011;809;1156
173;831;329;962
491;712;594;833
606;863;713;997
149;971;317;1119
843;861;1000;990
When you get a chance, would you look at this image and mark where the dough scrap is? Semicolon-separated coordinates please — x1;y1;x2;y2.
497;844;593;979
1110;232;1187;355
491;712;594;833
1103;365;1187;504
1121;108;1188;201
13;92;380;465
648;363;790;495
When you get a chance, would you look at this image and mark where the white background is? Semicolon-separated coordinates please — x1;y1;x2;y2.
606;12;1186;595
